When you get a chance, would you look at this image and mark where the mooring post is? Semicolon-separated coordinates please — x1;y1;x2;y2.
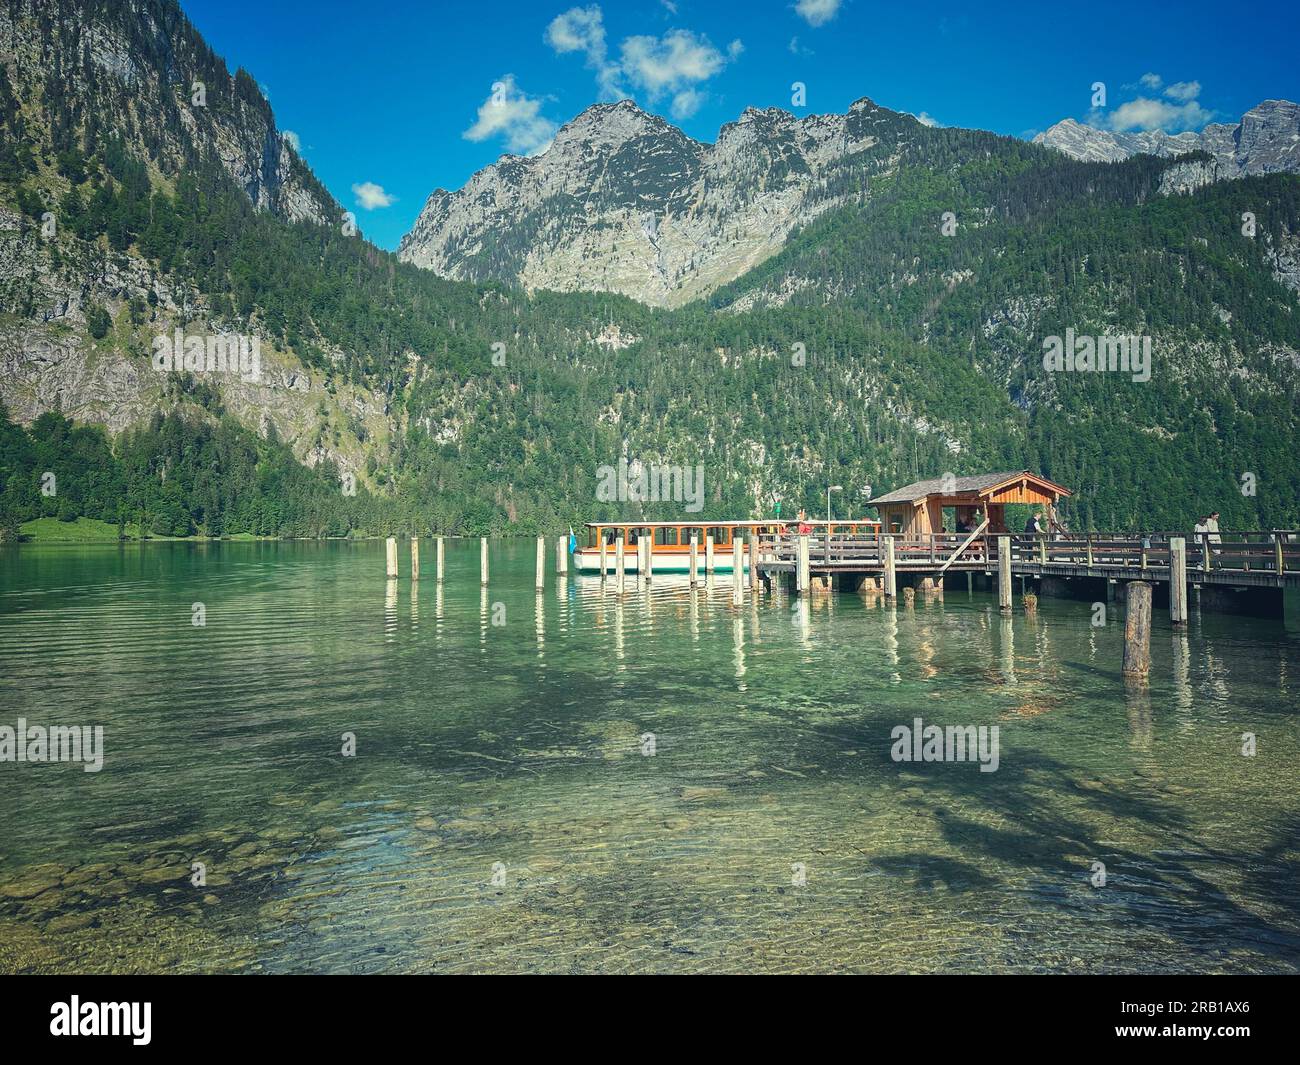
1123;580;1153;677
411;536;420;581
436;537;445;583
1169;536;1187;627
748;530;761;592
732;534;744;601
1276;532;1285;575
557;535;569;577
599;538;608;583
883;535;896;600
536;536;546;591
636;538;647;587
615;537;626;593
644;534;654;584
386;536;398;578
689;534;699;587
1202;532;1212;573
480;537;489;585
998;535;1012;615
705;534;715;574
797;533;811;594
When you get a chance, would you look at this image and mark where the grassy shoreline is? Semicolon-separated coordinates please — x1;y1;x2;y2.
12;517;380;544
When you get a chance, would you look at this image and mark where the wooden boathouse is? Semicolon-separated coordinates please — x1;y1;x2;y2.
870;470;1071;536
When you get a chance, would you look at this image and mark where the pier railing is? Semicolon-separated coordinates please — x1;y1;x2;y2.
758;530;1299;576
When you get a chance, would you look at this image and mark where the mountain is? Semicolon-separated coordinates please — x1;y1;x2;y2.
398;97;913;308
1033;100;1300;176
2;0;1300;542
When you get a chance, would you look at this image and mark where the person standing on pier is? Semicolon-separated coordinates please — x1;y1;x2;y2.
1206;511;1222;565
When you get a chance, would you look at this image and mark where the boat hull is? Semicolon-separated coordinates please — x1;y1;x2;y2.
573;549;747;575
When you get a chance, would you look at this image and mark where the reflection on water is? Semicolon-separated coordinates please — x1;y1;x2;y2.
1;539;1299;974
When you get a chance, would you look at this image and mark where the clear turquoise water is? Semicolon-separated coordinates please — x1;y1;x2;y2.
1;540;1298;973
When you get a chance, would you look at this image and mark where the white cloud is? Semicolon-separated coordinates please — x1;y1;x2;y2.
546;6;623;98
546;5;605;60
1105;96;1213;133
1139;72;1163;90
795;0;841;27
621;29;729;98
671;88;704;119
1163;80;1201;102
914;112;940;128
463;75;558;155
548;7;740;119
351;181;395;210
283;130;301;152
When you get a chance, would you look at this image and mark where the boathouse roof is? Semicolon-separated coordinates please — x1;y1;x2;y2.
870;470;1071;505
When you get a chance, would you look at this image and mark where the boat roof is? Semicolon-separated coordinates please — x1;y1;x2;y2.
584;518;880;528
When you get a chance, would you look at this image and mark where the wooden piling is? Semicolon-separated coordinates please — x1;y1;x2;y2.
883;535;896;600
1123;581;1153;677
1276;533;1285;575
748;530;760;592
797;534;811;594
556;535;569;576
536;536;546;591
411;536;420;581
480;537;489;585
1169;536;1187;627
615;537;626;592
599;538;608;583
732;535;744;600
436;537;445;583
705;534;715;574
997;535;1012;615
644;535;653;584
689;534;699;587
386;536;398;578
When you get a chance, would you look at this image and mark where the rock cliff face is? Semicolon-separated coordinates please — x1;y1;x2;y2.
0;0;335;225
0;0;378;476
398;98;908;307
1034;101;1300;178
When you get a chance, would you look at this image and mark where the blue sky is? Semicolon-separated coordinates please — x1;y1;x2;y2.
182;0;1300;250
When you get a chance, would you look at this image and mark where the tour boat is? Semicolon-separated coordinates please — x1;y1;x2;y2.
575;520;880;575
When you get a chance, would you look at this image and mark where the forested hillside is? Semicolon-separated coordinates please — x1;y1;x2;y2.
2;0;1299;541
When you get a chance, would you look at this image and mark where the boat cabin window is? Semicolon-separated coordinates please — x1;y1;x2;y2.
655;527;678;546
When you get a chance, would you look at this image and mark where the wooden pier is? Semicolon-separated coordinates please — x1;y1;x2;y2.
756;529;1300;604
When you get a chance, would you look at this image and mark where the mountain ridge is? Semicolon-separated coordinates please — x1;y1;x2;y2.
401;95;1300;307
397;95;911;307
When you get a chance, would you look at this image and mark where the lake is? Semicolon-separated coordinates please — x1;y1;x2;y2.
1;540;1298;973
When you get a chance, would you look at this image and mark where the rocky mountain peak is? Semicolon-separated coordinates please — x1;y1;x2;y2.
1034;100;1300;179
398;96;907;306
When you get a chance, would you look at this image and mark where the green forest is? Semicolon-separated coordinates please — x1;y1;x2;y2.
2;0;1299;541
